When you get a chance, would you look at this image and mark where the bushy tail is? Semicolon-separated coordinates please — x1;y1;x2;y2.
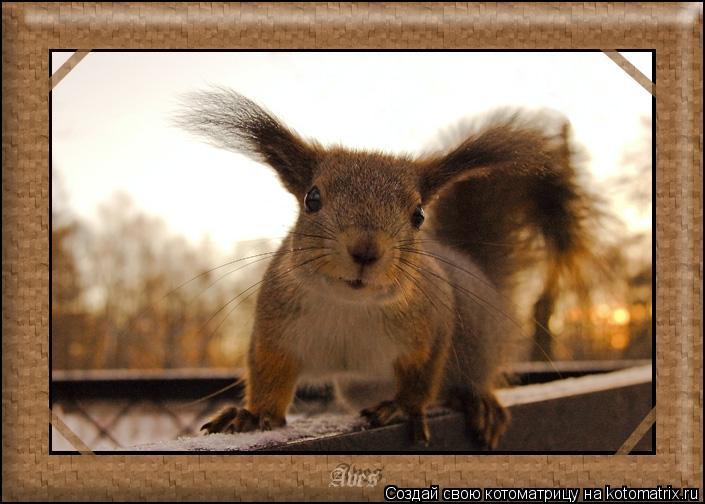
428;110;607;357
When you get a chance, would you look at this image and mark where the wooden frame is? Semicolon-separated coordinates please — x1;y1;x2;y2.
3;2;701;501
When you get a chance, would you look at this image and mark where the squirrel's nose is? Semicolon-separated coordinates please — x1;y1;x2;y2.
348;240;380;266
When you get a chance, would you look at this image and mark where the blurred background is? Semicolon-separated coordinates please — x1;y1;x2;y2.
51;51;652;450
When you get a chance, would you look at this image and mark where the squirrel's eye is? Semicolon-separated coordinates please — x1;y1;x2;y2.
304;186;322;213
411;205;425;229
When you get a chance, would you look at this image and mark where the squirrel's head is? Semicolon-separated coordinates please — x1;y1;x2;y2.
176;89;507;303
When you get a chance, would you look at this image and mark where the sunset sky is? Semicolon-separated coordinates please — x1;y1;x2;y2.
51;51;652;254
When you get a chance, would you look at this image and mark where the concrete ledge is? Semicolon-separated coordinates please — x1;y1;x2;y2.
124;364;652;453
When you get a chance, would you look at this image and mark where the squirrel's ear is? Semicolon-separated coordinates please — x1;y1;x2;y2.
175;88;318;195
418;113;553;203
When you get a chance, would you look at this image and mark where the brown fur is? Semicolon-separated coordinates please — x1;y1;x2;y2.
178;90;601;449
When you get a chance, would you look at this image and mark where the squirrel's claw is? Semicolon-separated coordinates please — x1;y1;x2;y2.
464;393;509;450
201;406;286;434
360;400;404;427
225;408;258;433
361;400;430;445
201;406;239;434
408;412;430;446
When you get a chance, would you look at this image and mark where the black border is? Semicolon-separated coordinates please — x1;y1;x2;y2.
49;48;53;432
48;49;657;456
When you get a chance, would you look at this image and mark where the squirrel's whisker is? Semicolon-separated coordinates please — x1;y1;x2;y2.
185;245;332;307
290;231;337;242
396;236;517;248
397;256;561;377
200;284;264;348
170;246;327;299
200;253;332;343
392;262;466;373
298;213;338;240
397;246;558;345
398;255;525;336
108;246;329;351
198;253;333;338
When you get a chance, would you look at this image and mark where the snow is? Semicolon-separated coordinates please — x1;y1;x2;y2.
122;412;366;452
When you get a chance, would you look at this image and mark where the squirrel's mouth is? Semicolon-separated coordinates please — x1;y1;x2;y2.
323;275;397;301
344;278;366;290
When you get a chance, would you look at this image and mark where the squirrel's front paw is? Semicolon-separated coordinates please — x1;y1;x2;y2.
360;400;430;445
201;406;285;434
201;406;239;434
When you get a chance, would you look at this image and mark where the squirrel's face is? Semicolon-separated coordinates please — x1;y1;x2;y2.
291;150;425;303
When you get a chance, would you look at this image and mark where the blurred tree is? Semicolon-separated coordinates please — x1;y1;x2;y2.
52;222;89;368
51;189;270;370
52;168;91;368
615;115;652;213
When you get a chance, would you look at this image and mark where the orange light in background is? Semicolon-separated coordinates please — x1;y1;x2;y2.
611;307;631;325
631;304;648;321
549;314;565;334
596;304;611;317
566;307;582;322
591;303;611;324
610;331;629;350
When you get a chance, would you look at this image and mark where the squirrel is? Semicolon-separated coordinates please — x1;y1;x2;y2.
175;89;601;449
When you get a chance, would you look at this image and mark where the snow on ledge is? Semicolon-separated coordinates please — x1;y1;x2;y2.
120;412;366;452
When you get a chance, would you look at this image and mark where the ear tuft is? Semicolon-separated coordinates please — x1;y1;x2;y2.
173;87;318;195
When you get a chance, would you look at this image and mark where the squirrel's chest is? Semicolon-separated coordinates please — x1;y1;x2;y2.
280;300;406;380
